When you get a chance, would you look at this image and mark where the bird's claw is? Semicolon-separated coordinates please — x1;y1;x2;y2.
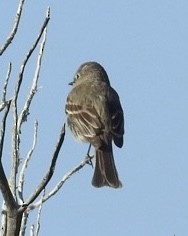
85;154;94;168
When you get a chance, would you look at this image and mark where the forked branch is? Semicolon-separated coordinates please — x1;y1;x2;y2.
24;124;65;207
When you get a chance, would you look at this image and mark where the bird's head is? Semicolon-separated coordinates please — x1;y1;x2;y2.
69;61;110;86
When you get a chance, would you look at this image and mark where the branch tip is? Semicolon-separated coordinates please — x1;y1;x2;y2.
46;7;50;18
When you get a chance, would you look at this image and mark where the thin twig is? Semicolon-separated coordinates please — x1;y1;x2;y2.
0;0;25;55
17;19;48;129
19;210;29;236
43;155;94;200
35;189;45;236
0;62;12;112
11;7;50;199
17;121;38;205
30;225;34;236
28;154;94;209
0;101;11;162
14;7;50;103
23;124;65;207
0;101;17;211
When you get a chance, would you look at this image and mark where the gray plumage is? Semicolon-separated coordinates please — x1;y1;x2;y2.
65;62;124;188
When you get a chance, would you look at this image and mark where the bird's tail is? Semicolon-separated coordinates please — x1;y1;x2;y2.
92;148;122;188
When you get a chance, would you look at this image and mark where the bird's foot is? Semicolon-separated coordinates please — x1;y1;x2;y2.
85;154;94;168
85;144;94;168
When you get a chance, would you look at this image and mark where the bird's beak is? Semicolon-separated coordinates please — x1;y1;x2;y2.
68;81;74;86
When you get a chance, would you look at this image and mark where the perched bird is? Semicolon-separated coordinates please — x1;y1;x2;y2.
65;61;124;188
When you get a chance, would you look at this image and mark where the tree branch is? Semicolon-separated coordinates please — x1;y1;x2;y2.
0;100;17;211
17;121;38;205
30;225;34;236
35;189;45;236
23;124;65;207
19;211;29;236
0;0;25;56
10;7;50;199
0;101;11;162
28;154;94;210
17;18;48;130
0;201;7;236
0;62;12;112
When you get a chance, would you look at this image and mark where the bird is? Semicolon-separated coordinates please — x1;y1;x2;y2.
65;61;124;188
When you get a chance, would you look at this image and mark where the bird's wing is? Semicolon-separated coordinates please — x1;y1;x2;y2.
108;87;124;148
66;97;104;139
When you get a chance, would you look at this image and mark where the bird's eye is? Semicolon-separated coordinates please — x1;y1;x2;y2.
75;73;80;81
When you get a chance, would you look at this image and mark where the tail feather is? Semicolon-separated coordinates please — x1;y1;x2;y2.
92;149;122;188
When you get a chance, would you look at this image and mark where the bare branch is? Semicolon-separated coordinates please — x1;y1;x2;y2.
35;189;45;236
30;225;34;236
17;121;38;205
0;0;25;55
0;100;17;211
44;155;94;200
10;7;50;198
29;155;94;209
0;202;7;236
19;211;29;236
0;100;11;161
0;62;12;112
17;21;48;130
24;124;65;207
14;7;50;104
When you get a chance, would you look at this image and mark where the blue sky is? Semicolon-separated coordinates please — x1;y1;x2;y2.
0;0;188;235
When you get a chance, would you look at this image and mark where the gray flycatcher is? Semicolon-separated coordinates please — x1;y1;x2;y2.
65;61;124;188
